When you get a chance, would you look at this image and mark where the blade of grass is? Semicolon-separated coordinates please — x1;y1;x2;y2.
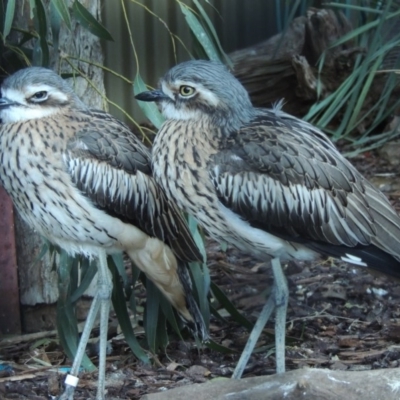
330;9;400;48
50;0;71;30
70;257;97;303
210;281;252;331
3;0;16;38
49;1;62;54
109;257;149;363
179;2;220;62
33;0;49;67
72;0;113;41
193;0;231;67
159;298;183;340
57;250;96;372
144;279;161;353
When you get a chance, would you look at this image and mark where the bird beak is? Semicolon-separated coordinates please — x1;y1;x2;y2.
0;97;17;109
135;90;169;102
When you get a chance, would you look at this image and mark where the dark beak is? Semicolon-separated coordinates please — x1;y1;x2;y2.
0;97;17;108
135;90;169;102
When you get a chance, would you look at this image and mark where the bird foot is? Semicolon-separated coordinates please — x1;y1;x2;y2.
58;383;75;400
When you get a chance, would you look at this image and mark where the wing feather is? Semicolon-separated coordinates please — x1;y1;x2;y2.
65;111;202;262
210;109;400;262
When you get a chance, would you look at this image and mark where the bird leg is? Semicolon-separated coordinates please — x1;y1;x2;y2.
270;257;288;374
232;257;288;379
59;249;112;400
96;250;112;400
231;291;275;379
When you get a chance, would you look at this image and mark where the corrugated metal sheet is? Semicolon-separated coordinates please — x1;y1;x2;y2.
103;0;279;123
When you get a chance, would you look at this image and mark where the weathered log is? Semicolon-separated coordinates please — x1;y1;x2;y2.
230;7;400;134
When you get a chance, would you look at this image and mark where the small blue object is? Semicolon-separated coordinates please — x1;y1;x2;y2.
0;363;13;373
57;367;84;374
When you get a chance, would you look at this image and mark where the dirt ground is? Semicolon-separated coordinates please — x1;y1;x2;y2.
1;148;400;400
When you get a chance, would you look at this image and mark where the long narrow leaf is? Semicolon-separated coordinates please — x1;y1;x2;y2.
49;1;62;53
144;279;161;353
193;0;231;67
159;298;183;339
179;3;220;62
33;0;49;66
3;0;16;38
109;258;149;364
330;9;400;48
50;0;71;30
57;250;96;372
210;282;252;331
70;258;97;303
72;0;113;41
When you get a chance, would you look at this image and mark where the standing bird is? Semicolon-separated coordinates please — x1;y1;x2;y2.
136;59;400;378
0;67;207;400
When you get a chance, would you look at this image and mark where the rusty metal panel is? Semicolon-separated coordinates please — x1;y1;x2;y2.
0;186;21;334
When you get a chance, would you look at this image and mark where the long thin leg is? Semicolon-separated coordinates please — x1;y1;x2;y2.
271;257;288;374
59;293;101;400
231;257;288;379
95;250;112;400
232;293;275;379
59;249;112;400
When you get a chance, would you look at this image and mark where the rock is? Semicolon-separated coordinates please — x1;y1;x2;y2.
140;368;400;400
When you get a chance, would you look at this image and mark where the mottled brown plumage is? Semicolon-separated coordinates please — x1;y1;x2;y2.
136;59;400;378
0;67;207;400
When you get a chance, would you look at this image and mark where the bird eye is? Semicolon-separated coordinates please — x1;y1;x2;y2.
179;85;195;97
30;91;48;102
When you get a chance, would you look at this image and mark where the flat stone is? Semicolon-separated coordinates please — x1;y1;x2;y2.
140;368;400;400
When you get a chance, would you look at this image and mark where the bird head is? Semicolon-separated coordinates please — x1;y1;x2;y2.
135;60;256;134
0;67;87;123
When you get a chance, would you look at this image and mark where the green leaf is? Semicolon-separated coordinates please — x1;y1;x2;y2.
3;0;16;39
193;0;231;67
111;253;129;287
109;257;149;364
205;339;234;354
330;9;400;48
72;0;113;41
134;74;165;129
32;0;49;67
186;216;210;324
189;260;210;325
49;1;62;54
50;0;72;30
159;298;183;339
155;311;169;350
144;279;161;353
179;3;220;62
70;257;97;303
211;282;253;331
57;250;96;372
326;3;383;14
28;0;35;19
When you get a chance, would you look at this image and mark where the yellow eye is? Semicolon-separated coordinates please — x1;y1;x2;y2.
179;85;195;97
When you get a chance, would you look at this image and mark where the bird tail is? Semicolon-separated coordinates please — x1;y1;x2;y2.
126;239;208;341
177;261;209;341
